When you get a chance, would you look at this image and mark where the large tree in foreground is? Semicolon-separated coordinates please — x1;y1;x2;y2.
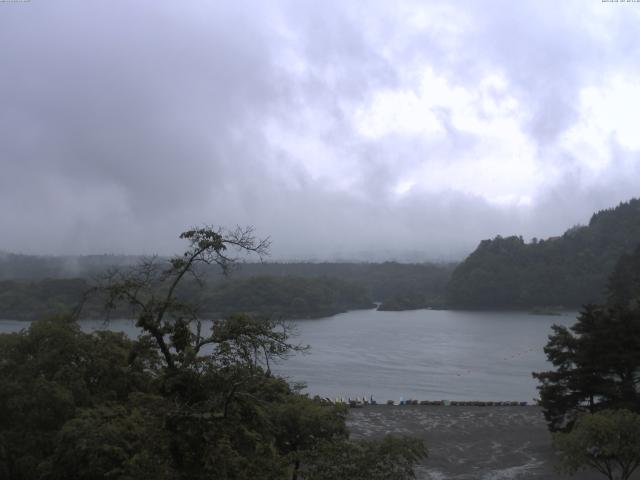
100;225;272;370
533;245;640;432
0;226;427;479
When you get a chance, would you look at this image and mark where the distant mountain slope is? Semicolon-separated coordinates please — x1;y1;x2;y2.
198;275;374;319
0;275;374;321
0;254;454;316
447;198;640;309
228;262;455;309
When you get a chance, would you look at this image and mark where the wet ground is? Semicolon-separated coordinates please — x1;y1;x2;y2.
347;405;634;480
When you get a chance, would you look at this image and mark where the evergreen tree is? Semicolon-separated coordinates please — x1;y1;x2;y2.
533;245;640;431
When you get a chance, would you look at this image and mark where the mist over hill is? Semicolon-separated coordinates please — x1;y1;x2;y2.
0;255;454;320
2;198;640;316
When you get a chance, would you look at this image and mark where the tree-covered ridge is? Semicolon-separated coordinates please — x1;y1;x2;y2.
0;261;453;319
0;278;92;320
226;262;454;309
448;198;640;308
200;276;374;319
0;276;374;321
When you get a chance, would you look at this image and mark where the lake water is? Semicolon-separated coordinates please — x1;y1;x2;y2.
0;309;577;403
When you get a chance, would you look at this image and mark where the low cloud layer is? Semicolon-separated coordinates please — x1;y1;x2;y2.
1;1;639;260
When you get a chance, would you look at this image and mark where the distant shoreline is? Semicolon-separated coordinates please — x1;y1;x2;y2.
0;306;580;322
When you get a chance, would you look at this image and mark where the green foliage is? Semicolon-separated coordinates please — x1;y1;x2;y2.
0;260;454;320
449;198;640;308
533;247;640;431
47;403;171;480
0;313;369;479
201;275;374;319
0;316;161;480
0;227;427;479
302;436;427;480
0;275;373;321
607;245;640;311
533;306;640;431
219;261;454;311
553;409;640;480
0;278;92;320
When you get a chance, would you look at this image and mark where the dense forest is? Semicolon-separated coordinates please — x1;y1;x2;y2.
0;228;426;479
227;262;454;311
0;276;373;321
0;258;453;320
197;275;374;319
448;198;640;309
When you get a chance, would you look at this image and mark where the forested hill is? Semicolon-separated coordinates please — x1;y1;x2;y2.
227;262;455;310
0;276;375;321
0;259;454;319
447;198;640;309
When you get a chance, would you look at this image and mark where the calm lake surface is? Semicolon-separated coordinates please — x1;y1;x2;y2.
0;309;577;403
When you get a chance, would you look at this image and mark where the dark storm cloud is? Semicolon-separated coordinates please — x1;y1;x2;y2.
1;1;283;251
0;0;638;259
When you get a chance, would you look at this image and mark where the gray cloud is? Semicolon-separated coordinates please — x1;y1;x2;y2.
1;0;639;260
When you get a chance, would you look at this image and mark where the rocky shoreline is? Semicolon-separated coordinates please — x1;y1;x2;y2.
346;405;620;480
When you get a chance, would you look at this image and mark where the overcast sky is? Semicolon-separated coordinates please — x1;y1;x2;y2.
1;0;639;261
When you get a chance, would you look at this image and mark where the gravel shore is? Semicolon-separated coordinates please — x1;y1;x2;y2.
347;405;635;480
